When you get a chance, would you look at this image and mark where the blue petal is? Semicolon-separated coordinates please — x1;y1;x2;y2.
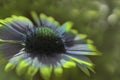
56;22;73;36
0;44;22;59
66;44;98;55
40;13;59;30
0;15;34;40
64;54;93;67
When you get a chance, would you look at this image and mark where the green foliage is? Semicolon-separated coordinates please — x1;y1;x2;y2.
0;0;120;80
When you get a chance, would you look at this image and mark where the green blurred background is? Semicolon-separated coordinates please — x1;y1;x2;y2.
0;0;120;80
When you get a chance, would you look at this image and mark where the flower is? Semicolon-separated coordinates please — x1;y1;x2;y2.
0;12;99;80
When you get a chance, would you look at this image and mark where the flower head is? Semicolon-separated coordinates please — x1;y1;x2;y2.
0;12;99;80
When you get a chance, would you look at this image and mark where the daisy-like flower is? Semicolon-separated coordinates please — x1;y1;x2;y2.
0;12;99;80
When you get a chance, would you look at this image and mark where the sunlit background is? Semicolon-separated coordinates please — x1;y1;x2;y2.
0;0;120;80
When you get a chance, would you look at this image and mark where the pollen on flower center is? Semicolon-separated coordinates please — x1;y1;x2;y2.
25;27;66;55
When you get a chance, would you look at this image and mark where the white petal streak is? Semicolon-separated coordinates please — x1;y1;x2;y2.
67;44;92;51
66;44;97;55
56;24;66;35
66;50;96;55
23;57;32;65
14;51;29;59
31;57;41;68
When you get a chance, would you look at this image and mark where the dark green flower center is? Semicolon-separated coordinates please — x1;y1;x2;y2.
25;27;66;55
